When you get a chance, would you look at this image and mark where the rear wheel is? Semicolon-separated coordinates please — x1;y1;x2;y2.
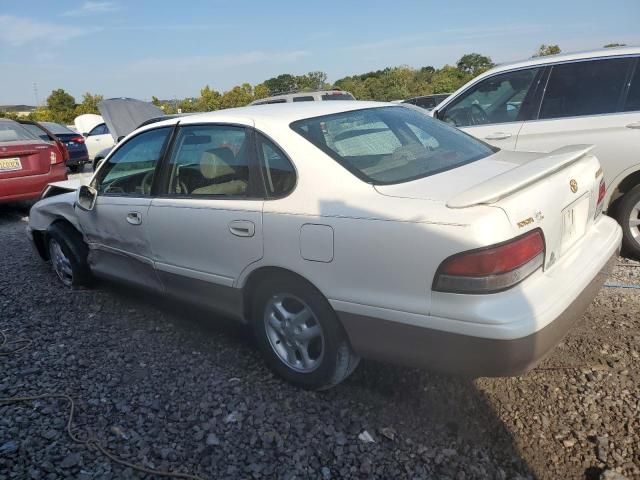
68;164;81;173
47;222;92;288
251;275;359;390
616;185;640;258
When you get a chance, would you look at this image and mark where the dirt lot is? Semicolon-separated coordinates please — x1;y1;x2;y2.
0;198;638;480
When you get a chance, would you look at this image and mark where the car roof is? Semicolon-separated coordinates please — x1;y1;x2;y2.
485;46;640;76
145;100;393;130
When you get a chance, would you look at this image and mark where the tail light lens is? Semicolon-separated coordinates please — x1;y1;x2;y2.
71;136;85;144
50;144;66;164
595;178;606;218
433;229;545;294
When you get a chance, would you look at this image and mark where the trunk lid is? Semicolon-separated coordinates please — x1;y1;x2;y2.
0;140;54;179
375;145;603;267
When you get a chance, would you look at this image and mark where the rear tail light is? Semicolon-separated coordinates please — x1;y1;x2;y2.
595;178;606;218
71;136;85;144
50;144;66;164
433;229;545;294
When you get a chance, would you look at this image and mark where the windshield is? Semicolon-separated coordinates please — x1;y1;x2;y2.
0;121;41;142
290;106;495;185
41;122;75;135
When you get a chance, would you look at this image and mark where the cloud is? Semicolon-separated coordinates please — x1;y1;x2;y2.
128;50;310;74
0;15;97;46
62;1;121;16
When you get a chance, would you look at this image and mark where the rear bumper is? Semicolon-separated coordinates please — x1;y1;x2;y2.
0;164;67;203
339;251;616;376
338;217;622;376
67;150;89;166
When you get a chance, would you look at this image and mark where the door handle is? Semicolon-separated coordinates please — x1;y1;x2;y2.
626;122;640;129
126;212;142;225
229;220;255;237
484;132;512;140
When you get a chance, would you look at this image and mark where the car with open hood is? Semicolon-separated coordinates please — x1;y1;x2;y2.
27;101;621;389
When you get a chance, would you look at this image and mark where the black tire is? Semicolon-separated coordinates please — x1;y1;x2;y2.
47;222;92;288
615;185;640;259
251;275;359;390
68;164;80;173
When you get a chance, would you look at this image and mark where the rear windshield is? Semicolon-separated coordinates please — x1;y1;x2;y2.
0;121;40;142
41;122;75;135
290;106;495;185
321;93;355;101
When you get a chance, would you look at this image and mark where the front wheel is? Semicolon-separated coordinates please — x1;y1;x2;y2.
616;185;640;258
47;222;92;288
251;276;359;390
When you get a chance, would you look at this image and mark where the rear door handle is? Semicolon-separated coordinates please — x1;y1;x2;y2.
126;211;142;225
229;220;255;237
626;121;640;129
484;132;512;140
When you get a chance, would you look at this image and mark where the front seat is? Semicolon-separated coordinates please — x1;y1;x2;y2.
191;147;247;195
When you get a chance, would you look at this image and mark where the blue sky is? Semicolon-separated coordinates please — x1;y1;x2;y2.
1;0;639;105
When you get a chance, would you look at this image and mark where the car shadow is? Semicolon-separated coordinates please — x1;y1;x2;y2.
101;279;538;479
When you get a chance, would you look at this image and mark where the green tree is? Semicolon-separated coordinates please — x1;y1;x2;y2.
603;43;626;48
198;85;222;111
533;44;561;57
220;83;254;109
264;74;297;95
296;71;328;91
74;92;103;116
431;65;471;94
46;89;76;123
253;83;270;100
456;53;494;76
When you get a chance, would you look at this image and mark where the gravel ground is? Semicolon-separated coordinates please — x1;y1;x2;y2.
0;198;638;480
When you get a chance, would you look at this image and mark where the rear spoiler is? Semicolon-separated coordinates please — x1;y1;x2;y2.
447;145;595;208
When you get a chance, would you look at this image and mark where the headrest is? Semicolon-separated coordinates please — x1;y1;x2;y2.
200;147;235;179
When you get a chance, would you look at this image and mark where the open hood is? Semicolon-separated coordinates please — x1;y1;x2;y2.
98;98;165;142
74;114;103;135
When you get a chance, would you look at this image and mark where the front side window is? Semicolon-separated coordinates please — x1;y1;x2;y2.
89;124;109;136
291;106;494;185
93;127;170;195
624;62;640;112
256;133;296;197
540;58;631;119
166;125;250;197
441;68;540;127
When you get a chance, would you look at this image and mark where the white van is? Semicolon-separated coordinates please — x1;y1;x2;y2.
250;90;355;105
431;47;640;256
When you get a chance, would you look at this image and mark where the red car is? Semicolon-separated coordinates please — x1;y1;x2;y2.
0;119;67;203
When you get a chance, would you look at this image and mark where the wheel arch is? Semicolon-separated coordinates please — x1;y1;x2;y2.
37;218;82;260
241;266;330;323
606;167;640;210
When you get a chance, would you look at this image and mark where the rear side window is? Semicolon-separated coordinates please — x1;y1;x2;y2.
293;96;314;102
624;63;640;112
0;121;40;142
540;58;631;119
166;125;250;197
256;133;296;197
291;106;494;185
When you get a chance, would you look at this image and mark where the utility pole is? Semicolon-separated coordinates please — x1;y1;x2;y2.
33;82;40;107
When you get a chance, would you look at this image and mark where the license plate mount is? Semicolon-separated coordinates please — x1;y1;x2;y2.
560;194;590;255
0;157;22;172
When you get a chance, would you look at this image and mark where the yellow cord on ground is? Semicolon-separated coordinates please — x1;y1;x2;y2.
0;330;205;480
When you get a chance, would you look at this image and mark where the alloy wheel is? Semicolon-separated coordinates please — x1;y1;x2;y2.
630;200;640;247
263;294;325;373
49;239;73;287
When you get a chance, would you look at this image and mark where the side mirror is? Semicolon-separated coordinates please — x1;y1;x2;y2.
82;132;89;138
76;185;97;211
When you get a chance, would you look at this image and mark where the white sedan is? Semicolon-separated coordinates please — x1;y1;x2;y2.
28;102;621;389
